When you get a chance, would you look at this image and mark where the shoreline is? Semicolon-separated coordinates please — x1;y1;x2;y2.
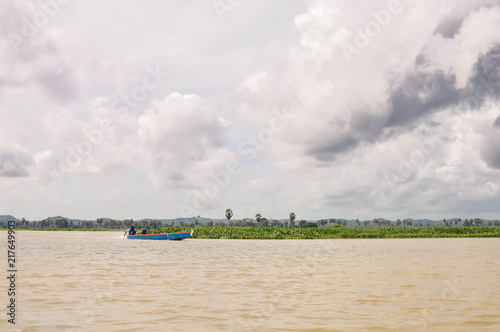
4;226;500;239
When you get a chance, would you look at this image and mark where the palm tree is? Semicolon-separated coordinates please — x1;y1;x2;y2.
289;213;296;224
225;209;233;223
255;214;261;223
318;219;328;227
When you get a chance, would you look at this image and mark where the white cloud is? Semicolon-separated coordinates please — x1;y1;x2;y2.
235;0;500;218
0;0;87;102
138;92;234;189
420;6;500;89
0;140;33;177
2;0;500;220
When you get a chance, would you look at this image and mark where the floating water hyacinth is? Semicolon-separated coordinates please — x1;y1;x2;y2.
148;226;500;239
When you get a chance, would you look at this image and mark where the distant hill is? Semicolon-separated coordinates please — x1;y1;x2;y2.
0;215;19;223
47;215;69;221
0;215;19;227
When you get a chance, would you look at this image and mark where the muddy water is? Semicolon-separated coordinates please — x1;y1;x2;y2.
1;231;499;331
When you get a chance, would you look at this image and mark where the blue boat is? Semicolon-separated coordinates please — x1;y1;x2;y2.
124;230;193;240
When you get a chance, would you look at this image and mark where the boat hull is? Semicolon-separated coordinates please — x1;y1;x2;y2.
125;230;193;240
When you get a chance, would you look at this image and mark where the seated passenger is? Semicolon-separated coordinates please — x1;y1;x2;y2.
128;225;136;235
141;228;147;234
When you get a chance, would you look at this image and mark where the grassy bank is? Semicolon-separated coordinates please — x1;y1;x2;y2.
4;226;500;238
149;226;500;239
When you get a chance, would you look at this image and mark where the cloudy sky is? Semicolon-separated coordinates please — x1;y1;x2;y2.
1;0;500;221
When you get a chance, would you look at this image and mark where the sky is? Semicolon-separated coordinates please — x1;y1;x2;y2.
1;0;500;221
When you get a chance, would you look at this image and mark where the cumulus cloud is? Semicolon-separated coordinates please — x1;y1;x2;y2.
0;0;134;181
42;97;139;178
0;1;88;181
138;92;234;189
387;71;460;126
236;0;500;215
465;45;500;107
2;0;500;220
0;0;84;102
0;141;33;177
479;105;500;170
4;90;233;189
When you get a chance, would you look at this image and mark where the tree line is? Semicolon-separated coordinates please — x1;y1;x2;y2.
8;218;164;230
3;213;500;230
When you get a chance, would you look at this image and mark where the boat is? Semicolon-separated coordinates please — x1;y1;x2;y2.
124;230;194;240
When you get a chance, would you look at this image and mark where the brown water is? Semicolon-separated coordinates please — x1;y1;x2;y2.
1;231;499;331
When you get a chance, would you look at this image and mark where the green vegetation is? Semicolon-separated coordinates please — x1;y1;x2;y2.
3;213;500;239
149;226;500;239
3;224;500;238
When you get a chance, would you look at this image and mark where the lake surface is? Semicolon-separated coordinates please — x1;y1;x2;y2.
1;231;499;331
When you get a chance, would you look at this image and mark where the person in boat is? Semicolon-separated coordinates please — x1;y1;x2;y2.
127;225;136;235
141;228;147;234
